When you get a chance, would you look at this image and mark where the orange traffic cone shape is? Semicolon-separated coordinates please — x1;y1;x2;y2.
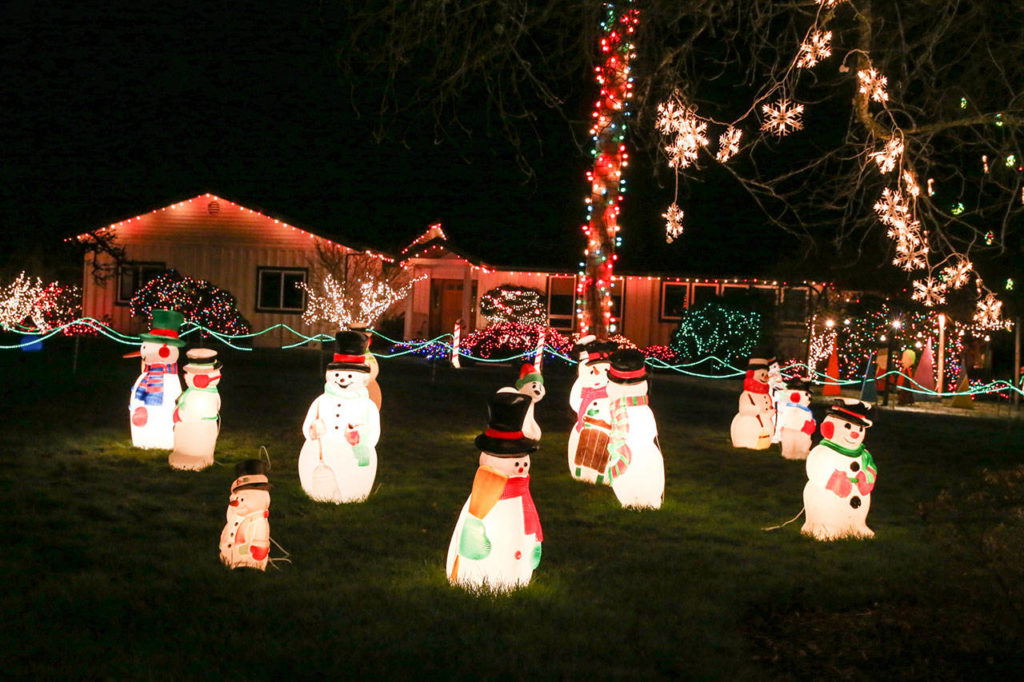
822;338;842;396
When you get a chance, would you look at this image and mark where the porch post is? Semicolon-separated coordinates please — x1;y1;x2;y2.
461;265;474;333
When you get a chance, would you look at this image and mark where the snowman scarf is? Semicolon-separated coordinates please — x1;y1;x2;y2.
821;438;877;486
501;475;543;541
606;395;649;480
135;363;178;405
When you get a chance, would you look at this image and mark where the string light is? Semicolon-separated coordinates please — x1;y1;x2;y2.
0;272;44;330
300;272;422;330
479;286;547;326
130;270;251;336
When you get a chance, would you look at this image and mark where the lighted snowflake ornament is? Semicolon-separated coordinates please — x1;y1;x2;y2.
796;30;832;69
715;127;742;163
942;258;973;290
761;99;804;137
973;293;1004;329
816;0;847;7
871;138;904;174
658;102;709;169
663;203;685;243
902;170;920;197
911;277;946;306
873;188;911;228
858;68;889;103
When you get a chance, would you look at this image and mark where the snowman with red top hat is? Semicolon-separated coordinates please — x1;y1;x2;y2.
446;391;543;592
801;398;877;540
568;336;617;483
779;377;816;460
219;459;272;571
298;331;381;503
125;309;186;450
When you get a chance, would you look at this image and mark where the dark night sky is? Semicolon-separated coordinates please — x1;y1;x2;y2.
1;1;807;281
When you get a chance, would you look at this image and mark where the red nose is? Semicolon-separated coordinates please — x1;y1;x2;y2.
790;392;800;402
158;345;170;358
850;431;860;440
229;499;239;506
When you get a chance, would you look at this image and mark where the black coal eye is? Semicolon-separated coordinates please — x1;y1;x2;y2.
844;423;851;429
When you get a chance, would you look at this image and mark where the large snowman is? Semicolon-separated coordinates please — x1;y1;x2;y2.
730;352;775;450
298;331;381;503
219;459;272;571
801;398;877;541
446;391;542;592
170;348;222;471
568;336;617;483
778;377;816;460
125;309;186;450
604;349;665;509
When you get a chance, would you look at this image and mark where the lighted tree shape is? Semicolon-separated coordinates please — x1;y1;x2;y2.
479;285;547;326
131;270;251;336
0;272;44;330
670;301;761;366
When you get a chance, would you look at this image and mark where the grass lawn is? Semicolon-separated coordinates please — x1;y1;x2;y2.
2;338;1024;680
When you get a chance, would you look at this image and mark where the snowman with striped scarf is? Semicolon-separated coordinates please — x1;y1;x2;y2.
125;309;185;450
604;349;664;509
568;336;617;483
801;398;877;540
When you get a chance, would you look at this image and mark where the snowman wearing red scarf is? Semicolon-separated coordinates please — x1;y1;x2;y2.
125;309;185;450
730;351;775;450
447;391;542;592
219;460;272;571
802;398;877;540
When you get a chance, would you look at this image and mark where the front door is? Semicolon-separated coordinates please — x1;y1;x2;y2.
430;279;464;338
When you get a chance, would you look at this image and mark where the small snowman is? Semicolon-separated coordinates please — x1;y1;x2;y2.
778;377;816;460
604;349;665;509
170;348;222;471
446;391;542;592
767;356;787;444
219;459;272;571
500;363;545;440
568;337;617;483
351;326;382;410
730;351;775;450
125;309;185;450
298;331;381;503
801;398;877;541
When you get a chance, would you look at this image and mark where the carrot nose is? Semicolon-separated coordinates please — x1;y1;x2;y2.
123;350;142;358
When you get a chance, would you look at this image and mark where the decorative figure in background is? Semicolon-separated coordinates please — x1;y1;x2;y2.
351;326;382;410
730;351;775;450
767;356;787;444
802;399;877;541
170;348;222;471
513;363;546;440
219;459;272;571
298;331;380;503
447;391;542;592
897;348;917;405
779;378;816;460
604;349;664;509
568;336;618;483
125;309;185;449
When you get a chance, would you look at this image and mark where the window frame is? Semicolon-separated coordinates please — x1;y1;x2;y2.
659;280;690;321
255;266;308;314
546;275;577;332
116;261;167;305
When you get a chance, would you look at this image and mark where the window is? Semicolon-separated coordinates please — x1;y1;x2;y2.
780;287;808;323
660;281;690;320
609;277;625;327
547;276;576;331
691;283;718;307
720;284;750;303
117;262;166;304
257;267;307;313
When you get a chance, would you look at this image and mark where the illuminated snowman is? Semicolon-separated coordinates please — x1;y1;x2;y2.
730;353;775;450
446;391;542;592
298;331;380;503
125;309;185;449
604;349;664;509
767;356;787;444
500;363;545;440
219;459;272;571
568;337;617;483
801;398;877;541
351;326;382;410
778;378;816;460
170;348;222;471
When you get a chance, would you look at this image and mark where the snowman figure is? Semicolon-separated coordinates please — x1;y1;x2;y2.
801;398;877;541
767;357;787;444
125;309;185;450
169;348;222;471
219;459;272;571
351;326;382;410
298;331;381;503
730;351;775;450
446;391;542;592
568;337;617;483
778;377;816;460
500;363;545;440
604;349;665;509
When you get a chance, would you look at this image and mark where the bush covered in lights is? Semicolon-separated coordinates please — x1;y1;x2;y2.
479;285;547;326
671;302;760;366
130;269;251;337
462;322;572;360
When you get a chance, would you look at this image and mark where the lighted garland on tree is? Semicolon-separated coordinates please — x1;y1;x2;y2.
31;282;93;336
462;323;573;361
479;285;547;326
130;269;251;337
670;302;760;367
0;272;44;331
577;1;638;338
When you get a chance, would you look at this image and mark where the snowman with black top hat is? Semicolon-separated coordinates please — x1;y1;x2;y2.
730;349;775;450
568;336;617;483
170;348;222;471
219;460;272;571
778;377;816;461
298;331;380;503
801;398;877;540
125;309;186;450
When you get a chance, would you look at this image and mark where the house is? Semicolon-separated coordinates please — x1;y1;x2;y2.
75;194;827;357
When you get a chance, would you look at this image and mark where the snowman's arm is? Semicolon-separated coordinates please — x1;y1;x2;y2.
301;398;321;438
569;379;582;412
363;400;381;447
467;466;508;520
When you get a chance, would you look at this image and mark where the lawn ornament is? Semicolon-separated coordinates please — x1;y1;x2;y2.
767;356;787;444
802;398;877;540
170;348;222;471
446;391;542;592
730;352;775;450
125;309;185;449
513;363;545;440
219;459;272;571
568;336;617;483
298;331;380;503
351;326;382;410
779;378;815;460
604;349;664;509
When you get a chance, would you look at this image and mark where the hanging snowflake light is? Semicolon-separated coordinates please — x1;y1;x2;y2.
796;30;832;69
973;292;1004;329
857;68;889;103
871;137;904;174
715;127;742;163
663;203;685;243
902;170;920;197
942;258;973;289
911;277;946;306
873;188;911;228
760;99;804;137
658;103;709;169
816;0;847;7
892;244;928;272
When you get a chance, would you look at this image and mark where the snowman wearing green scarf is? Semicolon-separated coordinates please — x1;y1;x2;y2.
801;398;877;540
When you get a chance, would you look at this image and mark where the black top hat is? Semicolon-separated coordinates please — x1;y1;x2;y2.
786;377;814;393
474;391;539;456
328;331;370;372
826;398;874;428
608;348;647;384
581;340;618;366
231;459;272;492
